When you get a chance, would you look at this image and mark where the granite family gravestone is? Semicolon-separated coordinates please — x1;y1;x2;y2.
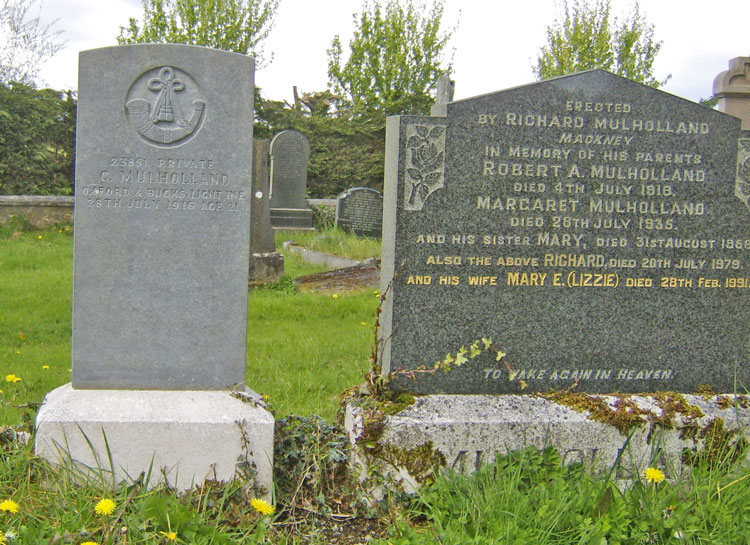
336;187;383;237
269;129;313;228
381;69;749;395
35;44;273;493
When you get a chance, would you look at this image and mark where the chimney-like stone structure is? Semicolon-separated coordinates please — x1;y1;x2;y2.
714;56;750;129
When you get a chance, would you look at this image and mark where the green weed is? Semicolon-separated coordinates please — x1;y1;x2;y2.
375;446;750;544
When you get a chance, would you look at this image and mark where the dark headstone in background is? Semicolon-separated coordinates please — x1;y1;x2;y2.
269;129;313;229
250;139;284;285
336;187;383;237
381;69;749;395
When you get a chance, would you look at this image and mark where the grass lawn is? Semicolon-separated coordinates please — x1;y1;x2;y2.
2;221;750;544
1;223;379;425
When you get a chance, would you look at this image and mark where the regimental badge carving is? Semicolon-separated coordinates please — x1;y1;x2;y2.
126;66;206;147
736;138;750;212
404;123;446;211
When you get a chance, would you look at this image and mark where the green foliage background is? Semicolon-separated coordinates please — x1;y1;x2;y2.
327;0;454;117
256;94;386;197
534;0;669;87
0;0;457;198
0;83;75;195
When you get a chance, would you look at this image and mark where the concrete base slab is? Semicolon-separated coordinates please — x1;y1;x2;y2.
35;384;274;496
270;208;313;229
249;251;284;286
345;393;750;495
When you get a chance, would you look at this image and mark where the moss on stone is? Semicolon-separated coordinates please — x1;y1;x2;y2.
715;395;750;410
537;392;651;434
696;384;716;398
538;391;705;436
681;417;749;469
379;441;446;486
379;393;416;415
650;392;704;428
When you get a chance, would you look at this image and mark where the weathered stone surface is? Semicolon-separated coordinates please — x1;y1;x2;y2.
294;259;380;293
269;129;313;228
72;44;253;390
251;139;277;254
345;393;750;493
249;138;284;285
36;384;274;496
714;57;750;129
381;70;749;394
270;129;310;209
0;196;73;227
336;187;383;238
35;45;275;497
249;252;284;286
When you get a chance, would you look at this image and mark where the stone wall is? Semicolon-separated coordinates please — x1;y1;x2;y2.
0;196;333;229
0;196;74;227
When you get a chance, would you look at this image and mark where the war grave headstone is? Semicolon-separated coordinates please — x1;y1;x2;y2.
34;44;274;494
335;187;383;237
269;129;314;229
250;139;284;285
346;69;750;489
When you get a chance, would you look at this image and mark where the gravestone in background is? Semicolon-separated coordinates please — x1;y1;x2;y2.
269;129;313;228
35;44;274;494
380;69;749;395
336;187;383;237
250;139;284;285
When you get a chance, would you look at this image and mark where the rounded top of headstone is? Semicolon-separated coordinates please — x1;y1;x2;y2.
337;187;382;199
270;129;311;158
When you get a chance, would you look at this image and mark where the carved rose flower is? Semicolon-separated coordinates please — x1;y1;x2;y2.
412;143;443;172
739;158;750;182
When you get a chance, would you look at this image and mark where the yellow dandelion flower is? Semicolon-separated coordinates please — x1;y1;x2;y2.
37;235;43;240
0;499;20;513
160;531;177;541
644;467;665;483
250;498;275;516
0;534;7;545
360;322;367;326
42;365;50;370
94;498;116;515
332;294;339;299
4;375;20;383
80;542;99;545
